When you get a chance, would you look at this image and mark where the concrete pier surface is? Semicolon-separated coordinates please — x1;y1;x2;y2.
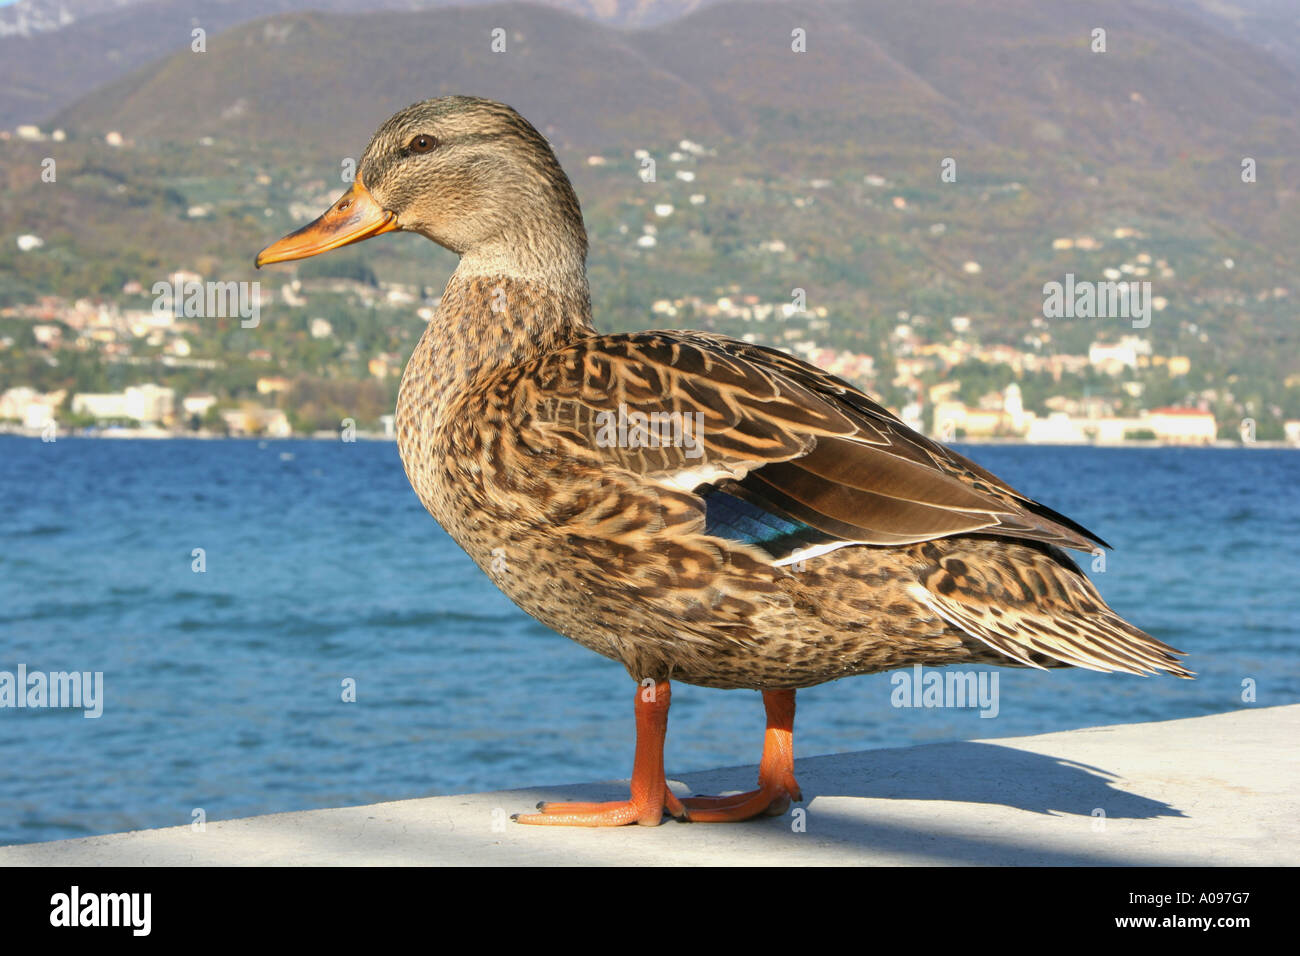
3;705;1295;866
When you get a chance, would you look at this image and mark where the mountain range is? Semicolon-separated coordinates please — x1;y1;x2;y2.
4;0;1300;129
36;0;1300;251
2;0;1297;422
0;0;710;127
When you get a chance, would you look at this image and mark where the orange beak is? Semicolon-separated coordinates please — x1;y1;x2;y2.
255;174;398;267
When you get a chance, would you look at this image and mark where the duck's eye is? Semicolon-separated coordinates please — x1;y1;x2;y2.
408;135;438;154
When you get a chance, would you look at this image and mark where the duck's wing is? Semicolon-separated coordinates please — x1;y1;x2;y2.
507;330;1105;564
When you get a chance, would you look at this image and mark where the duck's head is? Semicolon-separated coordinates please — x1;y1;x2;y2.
256;95;587;276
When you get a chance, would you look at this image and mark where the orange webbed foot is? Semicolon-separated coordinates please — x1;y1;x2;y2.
679;773;803;822
513;790;688;827
513;679;684;827
679;689;802;823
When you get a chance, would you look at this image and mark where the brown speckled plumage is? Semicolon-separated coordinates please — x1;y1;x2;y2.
395;270;1190;689
363;96;1191;689
259;95;1190;825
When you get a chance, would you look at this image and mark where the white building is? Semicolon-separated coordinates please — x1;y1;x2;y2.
73;384;175;424
23;403;54;429
1148;407;1216;445
1004;383;1025;433
1026;412;1082;443
182;394;218;417
1087;417;1150;443
127;385;174;423
1089;335;1152;374
1;387;63;427
72;393;127;419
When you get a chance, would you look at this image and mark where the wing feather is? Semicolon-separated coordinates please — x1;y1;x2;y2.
509;331;1104;554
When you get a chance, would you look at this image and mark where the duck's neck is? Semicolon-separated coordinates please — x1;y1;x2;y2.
400;256;595;425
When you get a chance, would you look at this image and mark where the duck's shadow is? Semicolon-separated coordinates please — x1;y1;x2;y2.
784;741;1181;817
654;740;1187;864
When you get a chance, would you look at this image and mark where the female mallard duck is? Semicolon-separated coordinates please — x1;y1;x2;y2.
257;96;1191;826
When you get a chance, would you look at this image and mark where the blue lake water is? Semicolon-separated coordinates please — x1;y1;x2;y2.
0;435;1296;845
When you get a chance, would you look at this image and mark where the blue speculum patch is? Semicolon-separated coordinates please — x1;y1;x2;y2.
700;487;822;558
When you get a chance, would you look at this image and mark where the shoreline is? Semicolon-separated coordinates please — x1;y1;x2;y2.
0;425;395;442
0;424;1294;450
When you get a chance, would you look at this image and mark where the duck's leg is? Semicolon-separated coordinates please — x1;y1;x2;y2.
680;689;803;821
513;679;687;826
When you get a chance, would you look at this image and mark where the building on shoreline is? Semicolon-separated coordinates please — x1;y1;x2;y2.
220;407;291;438
1147;407;1217;444
71;384;175;426
0;387;64;430
932;390;1217;445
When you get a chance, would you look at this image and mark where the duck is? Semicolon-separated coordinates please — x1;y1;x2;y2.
256;95;1191;827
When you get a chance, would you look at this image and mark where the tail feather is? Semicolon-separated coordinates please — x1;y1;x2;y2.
910;540;1193;678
